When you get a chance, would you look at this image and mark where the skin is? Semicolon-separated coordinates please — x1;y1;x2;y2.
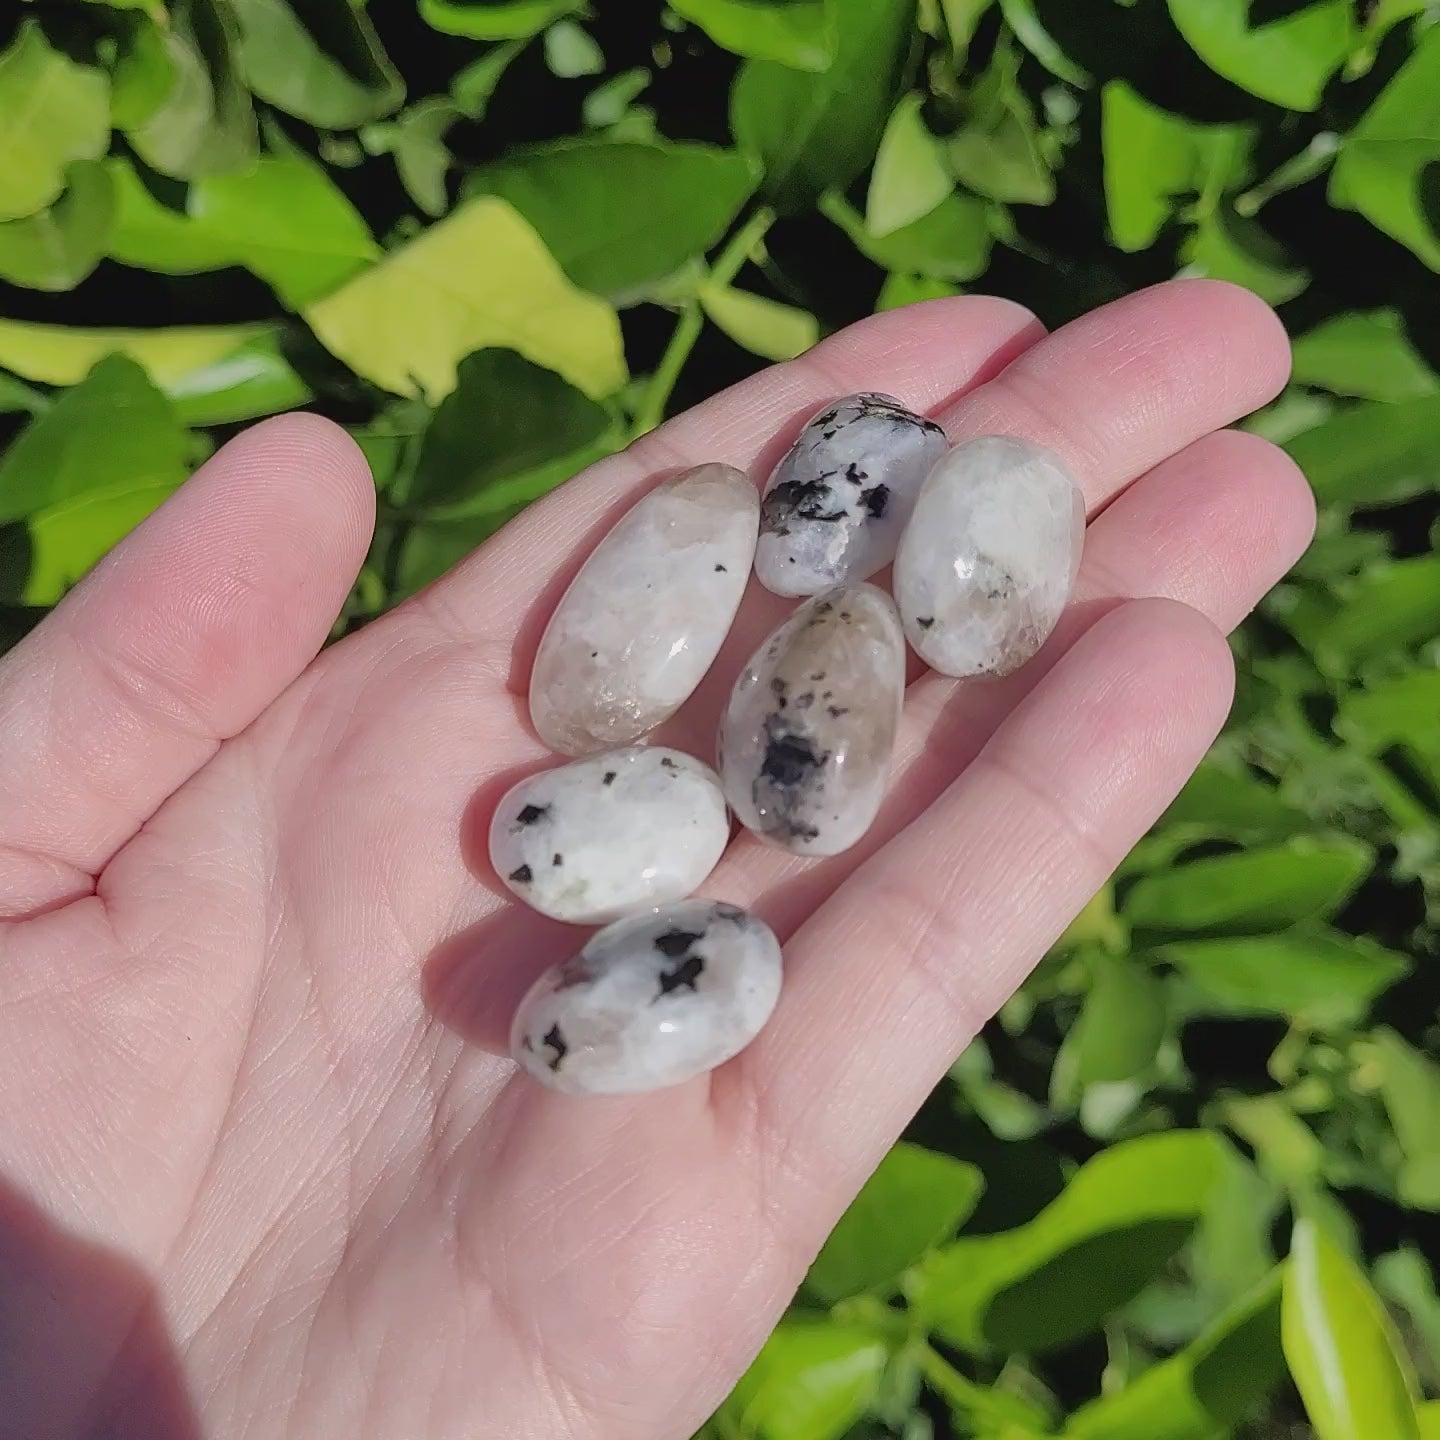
0;280;1314;1440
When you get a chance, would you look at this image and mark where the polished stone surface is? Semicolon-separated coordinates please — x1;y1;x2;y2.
895;435;1085;677
754;392;948;597
510;900;782;1095
718;583;905;856
530;463;759;756
491;747;730;924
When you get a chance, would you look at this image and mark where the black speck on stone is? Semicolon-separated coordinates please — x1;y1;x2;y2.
764;476;847;526
590;650;599;659
714;903;745;921
795;692;814;710
840;611;852;621
714;562;727;572
542;1023;567;1071
916;616;935;630
655;953;705;998
552;852;563;867
822;689;832;700
660;755;678;772
844;462;867;486
602;770;617;785
655;928;705;959
827;705;849;719
516;803;550;827
810;671;825;682
859;484;889;519
508;863;533;884
761;728;828;789
813;407;841;427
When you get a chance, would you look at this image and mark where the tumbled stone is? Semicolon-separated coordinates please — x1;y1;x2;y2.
510;899;782;1095
894;435;1085;678
718;582;905;857
491;747;730;924
754;392;948;597
529;463;759;756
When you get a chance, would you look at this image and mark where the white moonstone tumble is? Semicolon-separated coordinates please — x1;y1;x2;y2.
719;583;905;857
490;748;730;924
895;435;1085;677
511;900;782;1095
755;392;948;596
529;463;759;756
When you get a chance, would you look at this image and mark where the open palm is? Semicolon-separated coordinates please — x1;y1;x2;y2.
0;283;1313;1440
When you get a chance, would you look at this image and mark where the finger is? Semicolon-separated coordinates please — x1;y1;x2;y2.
726;599;1236;1223
413;294;1044;647
0;415;375;917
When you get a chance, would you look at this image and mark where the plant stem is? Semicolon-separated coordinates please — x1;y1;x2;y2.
631;205;775;438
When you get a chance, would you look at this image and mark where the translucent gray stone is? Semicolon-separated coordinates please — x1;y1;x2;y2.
754;392;948;597
718;583;905;857
530;463;760;756
895;435;1085;678
490;747;730;924
510;900;782;1096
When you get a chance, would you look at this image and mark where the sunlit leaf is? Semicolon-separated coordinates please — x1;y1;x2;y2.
1367;1029;1440;1211
0;22;110;222
700;283;820;360
1291;310;1437;401
670;0;835;71
0;161;115;292
867;94;953;237
821;190;993;281
1286;395;1440;508
304;197;626;401
419;0;579;40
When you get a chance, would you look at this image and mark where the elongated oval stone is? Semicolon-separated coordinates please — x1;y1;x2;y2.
490;747;730;924
511;900;782;1095
530;464;760;756
895;435;1085;678
718;583;905;856
754;392;948;597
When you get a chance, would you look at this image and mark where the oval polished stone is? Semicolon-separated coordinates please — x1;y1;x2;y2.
754;392;948;597
490;747;730;924
529;463;760;756
510;900;782;1095
718;583;905;857
895;435;1085;678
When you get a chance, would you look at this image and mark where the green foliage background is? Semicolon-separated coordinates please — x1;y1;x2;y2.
2;1;1439;1436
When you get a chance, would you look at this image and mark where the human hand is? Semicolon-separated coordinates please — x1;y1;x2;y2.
0;282;1313;1440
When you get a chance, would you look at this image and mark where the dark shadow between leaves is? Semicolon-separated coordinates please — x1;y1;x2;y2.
0;1175;201;1440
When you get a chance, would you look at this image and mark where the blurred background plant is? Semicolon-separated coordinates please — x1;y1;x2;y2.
1;1;1438;1436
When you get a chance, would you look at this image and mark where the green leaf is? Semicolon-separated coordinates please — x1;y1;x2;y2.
874;272;961;310
419;0;579;41
1368;1028;1440;1211
806;1143;984;1304
1166;0;1354;111
717;1319;889;1440
409;348;611;515
699;282;820;360
581;67;651;129
1123;836;1372;934
909;1132;1237;1352
452;38;527;118
0;22;110;222
0;374;49;416
867;94;953;237
110;13;181;129
543;18;603;77
1101;82;1253;252
945;59;1056;208
362;97;459;218
1284;556;1440;672
731;0;916;212
998;0;1090;87
1291;310;1437;401
1422;1403;1440;1440
1286;396;1440;508
1219;1095;1326;1187
1336;670;1440;751
106;157;237;273
1159;929;1409;1027
1155;760;1310;844
303;196;626;402
670;0;834;70
1061;953;1167;1088
1375;1249;1440;1388
230;0;404;129
0;355;186;526
936;0;996;56
189;153;379;307
465;139;758;301
1283;1218;1420;1440
0;160;115;292
124;0;259;179
1330;27;1440;271
1064;1268;1285;1440
163;329;312;426
1180;204;1309;305
0;318;272;389
820;189;993;281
